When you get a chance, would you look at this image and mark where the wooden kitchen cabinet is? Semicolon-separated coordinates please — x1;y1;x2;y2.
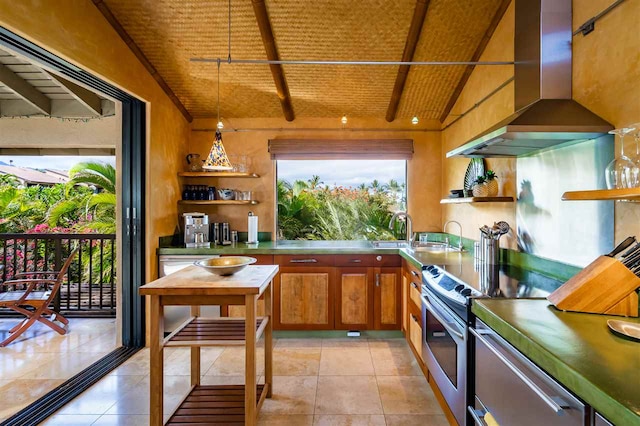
274;266;334;330
373;267;401;329
335;267;374;329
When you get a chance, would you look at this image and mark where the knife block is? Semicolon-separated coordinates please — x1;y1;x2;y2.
547;256;640;317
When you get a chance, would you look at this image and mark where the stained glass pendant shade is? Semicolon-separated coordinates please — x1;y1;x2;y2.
203;130;233;170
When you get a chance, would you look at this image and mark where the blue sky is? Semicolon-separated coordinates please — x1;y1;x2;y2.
277;160;406;188
0;156;115;170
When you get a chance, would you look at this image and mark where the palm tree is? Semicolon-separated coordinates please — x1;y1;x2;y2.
307;175;323;190
48;162;116;233
369;179;388;194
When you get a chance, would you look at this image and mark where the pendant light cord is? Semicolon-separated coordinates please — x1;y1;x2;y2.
217;58;221;125
227;0;232;63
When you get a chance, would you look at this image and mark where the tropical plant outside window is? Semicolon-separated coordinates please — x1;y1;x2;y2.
276;160;407;240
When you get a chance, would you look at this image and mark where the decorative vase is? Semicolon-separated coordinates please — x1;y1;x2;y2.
485;179;499;196
472;183;489;197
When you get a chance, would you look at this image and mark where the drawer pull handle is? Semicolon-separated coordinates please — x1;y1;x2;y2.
410;314;418;323
411;270;420;277
290;259;318;263
375;273;380;287
348;259;362;263
467;406;491;426
411;282;419;290
470;328;570;415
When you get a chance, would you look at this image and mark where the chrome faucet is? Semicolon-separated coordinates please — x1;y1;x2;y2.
443;220;463;250
389;211;413;244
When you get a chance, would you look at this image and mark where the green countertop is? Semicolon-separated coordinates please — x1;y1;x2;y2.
157;240;475;270
473;299;640;426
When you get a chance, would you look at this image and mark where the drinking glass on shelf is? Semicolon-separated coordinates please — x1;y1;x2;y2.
236;155;248;173
631;123;640;186
605;126;638;189
227;154;239;172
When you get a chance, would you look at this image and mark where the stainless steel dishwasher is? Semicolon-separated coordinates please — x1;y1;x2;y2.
470;319;588;426
158;254;221;331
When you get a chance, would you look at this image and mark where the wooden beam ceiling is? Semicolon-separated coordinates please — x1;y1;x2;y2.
251;0;295;122
46;71;102;116
0;62;51;115
91;0;193;123
439;0;512;123
385;0;430;123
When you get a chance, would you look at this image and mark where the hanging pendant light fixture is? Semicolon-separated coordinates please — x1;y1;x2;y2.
203;59;233;171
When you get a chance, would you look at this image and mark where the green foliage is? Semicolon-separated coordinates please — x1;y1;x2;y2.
0;162;116;233
277;177;403;241
485;170;497;181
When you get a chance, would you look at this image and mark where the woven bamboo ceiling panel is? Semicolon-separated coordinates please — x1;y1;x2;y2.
397;0;505;119
102;0;508;119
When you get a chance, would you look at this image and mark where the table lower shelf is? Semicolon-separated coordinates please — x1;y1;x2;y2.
166;384;268;425
165;317;268;347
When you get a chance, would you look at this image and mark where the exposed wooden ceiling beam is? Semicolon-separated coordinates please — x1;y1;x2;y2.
385;0;430;123
251;0;295;122
439;0;512;123
91;0;193;123
46;71;102;116
0;62;51;115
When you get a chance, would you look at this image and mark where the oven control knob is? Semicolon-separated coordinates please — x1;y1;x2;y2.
454;284;465;292
430;269;440;276
425;265;434;271
460;288;472;296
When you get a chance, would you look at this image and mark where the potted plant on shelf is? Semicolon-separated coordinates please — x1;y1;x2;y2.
472;170;499;197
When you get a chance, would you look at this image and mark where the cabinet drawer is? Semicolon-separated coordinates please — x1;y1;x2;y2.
373;254;401;267
408;311;422;361
249;254;274;265
275;255;334;267
408;280;422;312
335;254;373;267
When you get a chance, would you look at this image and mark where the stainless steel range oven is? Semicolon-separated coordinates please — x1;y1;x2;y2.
422;263;562;426
421;285;468;426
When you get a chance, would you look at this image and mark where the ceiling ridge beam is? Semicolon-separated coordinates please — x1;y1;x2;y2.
385;0;430;123
439;0;512;123
0;62;51;115
91;0;193;123
45;71;102;116
251;0;295;122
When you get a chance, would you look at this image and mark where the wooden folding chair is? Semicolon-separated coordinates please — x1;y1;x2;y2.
0;247;79;347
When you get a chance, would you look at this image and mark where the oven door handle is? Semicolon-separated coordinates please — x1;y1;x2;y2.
421;295;465;341
470;328;569;415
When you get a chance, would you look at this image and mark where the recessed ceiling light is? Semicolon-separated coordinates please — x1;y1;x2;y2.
411;116;419;125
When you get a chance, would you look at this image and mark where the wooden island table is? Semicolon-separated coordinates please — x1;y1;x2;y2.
139;264;278;426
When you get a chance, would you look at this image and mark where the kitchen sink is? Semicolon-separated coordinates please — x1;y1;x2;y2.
371;240;410;249
410;242;463;253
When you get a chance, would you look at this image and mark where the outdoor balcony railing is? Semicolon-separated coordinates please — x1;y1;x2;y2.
0;233;116;316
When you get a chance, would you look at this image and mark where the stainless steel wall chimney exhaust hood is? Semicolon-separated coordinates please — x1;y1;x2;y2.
447;0;613;158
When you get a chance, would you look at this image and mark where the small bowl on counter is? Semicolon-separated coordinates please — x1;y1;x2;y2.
195;256;257;276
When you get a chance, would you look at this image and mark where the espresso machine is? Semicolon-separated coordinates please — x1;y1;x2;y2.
183;212;210;247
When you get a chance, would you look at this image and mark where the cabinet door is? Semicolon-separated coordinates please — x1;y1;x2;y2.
335;267;373;329
275;267;334;330
374;267;402;330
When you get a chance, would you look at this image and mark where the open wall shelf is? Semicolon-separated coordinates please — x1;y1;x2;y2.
178;172;259;178
440;196;514;204
562;188;640;201
178;200;259;205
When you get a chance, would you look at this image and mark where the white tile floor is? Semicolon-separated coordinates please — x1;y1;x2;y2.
39;337;449;425
0;317;117;422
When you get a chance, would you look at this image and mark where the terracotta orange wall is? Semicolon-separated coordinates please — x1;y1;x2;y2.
189;117;442;235
441;0;640;249
0;0;191;281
